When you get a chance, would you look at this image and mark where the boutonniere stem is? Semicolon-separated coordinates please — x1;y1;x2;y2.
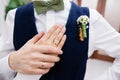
82;24;87;38
77;15;89;41
79;27;84;41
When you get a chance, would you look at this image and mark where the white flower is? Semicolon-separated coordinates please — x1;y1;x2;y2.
77;15;89;25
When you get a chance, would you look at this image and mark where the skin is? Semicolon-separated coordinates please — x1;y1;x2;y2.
8;24;66;75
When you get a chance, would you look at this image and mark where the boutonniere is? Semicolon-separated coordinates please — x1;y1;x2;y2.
77;15;89;41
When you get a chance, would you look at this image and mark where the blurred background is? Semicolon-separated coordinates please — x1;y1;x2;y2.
0;0;120;80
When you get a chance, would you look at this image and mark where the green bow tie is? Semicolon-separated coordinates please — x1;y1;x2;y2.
33;0;64;14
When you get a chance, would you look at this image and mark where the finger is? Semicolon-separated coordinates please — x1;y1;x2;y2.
57;35;67;49
31;52;60;62
38;54;60;62
41;25;59;40
53;27;66;46
32;45;63;55
39;62;55;69
29;61;55;69
28;32;44;44
48;25;64;42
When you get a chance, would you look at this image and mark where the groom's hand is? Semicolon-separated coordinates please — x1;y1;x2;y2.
8;25;66;74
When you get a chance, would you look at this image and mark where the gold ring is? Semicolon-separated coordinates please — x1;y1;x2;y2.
54;42;57;46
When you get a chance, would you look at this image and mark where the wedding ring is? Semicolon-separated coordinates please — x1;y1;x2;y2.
54;42;58;46
41;62;45;68
53;40;58;46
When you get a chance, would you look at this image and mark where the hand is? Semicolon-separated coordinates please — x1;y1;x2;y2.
8;25;66;75
36;24;66;49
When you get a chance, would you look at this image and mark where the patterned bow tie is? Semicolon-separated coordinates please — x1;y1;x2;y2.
33;0;64;14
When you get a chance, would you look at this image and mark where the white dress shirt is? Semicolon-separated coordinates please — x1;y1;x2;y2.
1;0;120;80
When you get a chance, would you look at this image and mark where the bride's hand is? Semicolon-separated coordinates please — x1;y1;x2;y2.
36;24;66;49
